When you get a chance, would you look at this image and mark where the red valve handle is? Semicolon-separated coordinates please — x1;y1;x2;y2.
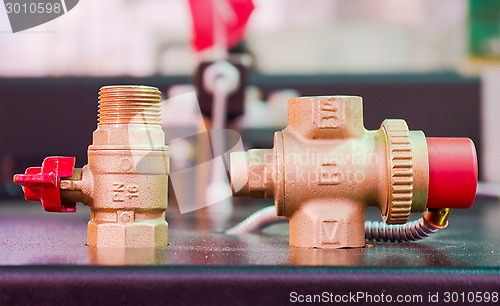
13;156;77;213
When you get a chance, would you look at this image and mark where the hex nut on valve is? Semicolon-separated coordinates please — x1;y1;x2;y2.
230;96;478;249
14;85;169;248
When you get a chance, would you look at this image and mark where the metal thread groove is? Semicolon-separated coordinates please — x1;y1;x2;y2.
98;85;161;127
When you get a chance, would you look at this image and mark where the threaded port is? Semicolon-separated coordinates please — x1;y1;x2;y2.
98;85;162;127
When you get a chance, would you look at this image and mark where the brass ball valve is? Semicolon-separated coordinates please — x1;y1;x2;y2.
13;86;169;248
230;96;477;248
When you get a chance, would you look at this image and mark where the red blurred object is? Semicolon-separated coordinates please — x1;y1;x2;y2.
426;138;478;209
13;156;77;213
189;0;254;52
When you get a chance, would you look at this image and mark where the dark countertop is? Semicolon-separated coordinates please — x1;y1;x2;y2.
1;197;499;304
2;198;500;267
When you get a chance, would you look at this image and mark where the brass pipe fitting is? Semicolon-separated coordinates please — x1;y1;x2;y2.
15;85;169;248
230;96;477;249
423;208;452;229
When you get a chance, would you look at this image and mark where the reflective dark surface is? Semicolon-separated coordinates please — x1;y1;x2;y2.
1;197;499;268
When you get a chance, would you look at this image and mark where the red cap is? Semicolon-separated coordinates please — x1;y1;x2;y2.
426;138;478;209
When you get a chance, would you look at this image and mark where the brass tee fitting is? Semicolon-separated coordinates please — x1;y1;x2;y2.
230;96;477;248
14;86;169;248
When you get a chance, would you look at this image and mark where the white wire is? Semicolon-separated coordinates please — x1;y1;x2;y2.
227;182;499;240
225;205;441;242
477;181;500;198
226;206;287;235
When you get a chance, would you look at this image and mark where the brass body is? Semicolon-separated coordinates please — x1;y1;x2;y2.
231;96;429;248
60;86;169;248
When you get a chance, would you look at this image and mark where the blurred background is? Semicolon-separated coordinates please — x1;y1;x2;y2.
0;0;475;76
0;0;498;204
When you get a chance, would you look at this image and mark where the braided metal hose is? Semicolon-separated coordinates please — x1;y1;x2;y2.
364;219;440;242
226;205;444;242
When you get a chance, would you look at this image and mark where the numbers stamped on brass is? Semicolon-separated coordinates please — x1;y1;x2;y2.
112;182;140;202
315;98;345;129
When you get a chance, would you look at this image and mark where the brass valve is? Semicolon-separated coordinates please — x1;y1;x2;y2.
14;85;169;248
230;96;477;248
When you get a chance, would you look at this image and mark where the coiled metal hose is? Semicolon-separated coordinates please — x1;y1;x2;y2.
364;219;440;242
226;205;442;242
227;182;499;240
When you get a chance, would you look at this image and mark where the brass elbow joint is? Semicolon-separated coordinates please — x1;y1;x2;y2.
230;96;477;248
14;86;169;248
